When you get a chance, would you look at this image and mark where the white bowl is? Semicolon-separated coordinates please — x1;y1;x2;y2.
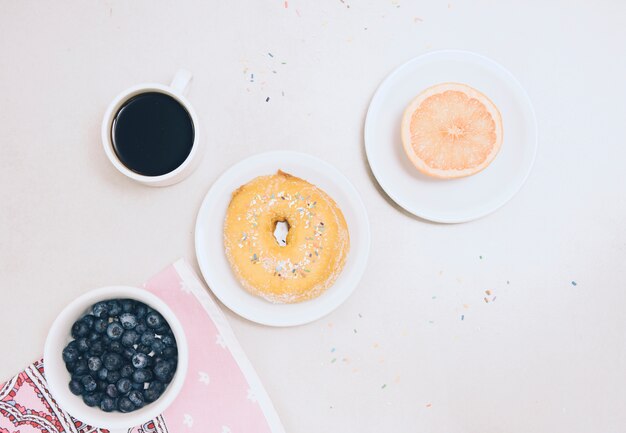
43;286;188;432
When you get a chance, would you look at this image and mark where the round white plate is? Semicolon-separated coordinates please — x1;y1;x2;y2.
195;151;370;327
364;50;538;223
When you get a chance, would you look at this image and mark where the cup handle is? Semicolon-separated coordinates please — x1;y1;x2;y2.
170;69;193;95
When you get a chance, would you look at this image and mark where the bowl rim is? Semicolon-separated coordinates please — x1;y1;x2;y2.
43;286;188;431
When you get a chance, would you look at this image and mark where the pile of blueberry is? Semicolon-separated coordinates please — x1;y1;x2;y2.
61;299;178;413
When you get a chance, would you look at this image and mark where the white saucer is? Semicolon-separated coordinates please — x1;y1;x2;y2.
364;50;538;223
195;151;370;327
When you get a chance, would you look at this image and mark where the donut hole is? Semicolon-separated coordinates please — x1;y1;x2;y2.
273;220;290;247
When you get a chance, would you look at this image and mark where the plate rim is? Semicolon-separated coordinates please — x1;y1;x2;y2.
364;49;539;223
194;150;371;327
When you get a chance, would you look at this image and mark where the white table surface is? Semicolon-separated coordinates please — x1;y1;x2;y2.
1;1;625;432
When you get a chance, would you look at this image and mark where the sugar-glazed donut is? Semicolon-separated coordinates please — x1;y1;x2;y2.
223;170;350;303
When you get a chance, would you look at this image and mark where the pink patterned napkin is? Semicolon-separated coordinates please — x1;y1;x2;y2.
0;259;285;433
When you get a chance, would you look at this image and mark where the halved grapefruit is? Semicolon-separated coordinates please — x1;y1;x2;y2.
401;82;503;179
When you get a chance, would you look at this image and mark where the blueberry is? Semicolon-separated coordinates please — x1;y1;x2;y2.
106;322;124;340
69;379;83;395
71;374;86;385
122;347;136;360
97;367;108;380
119;313;138;329
140;332;156;346
145;311;163;329
88;332;100;341
74;359;89;376
118;396;135;413
131;381;144;391
107;370;121;384
121;299;135;313
151;341;165;356
127;390;145;407
81;314;95;329
135;304;148;320
121;330;139;348
103;352;123;371
161;334;176;347
131;353;149;369
76;338;90;352
120;364;134;378
136;344;151;355
66;340;79;351
64;360;76;373
132;369;152;383
163;346;178;359
62;345;79;363
135;323;147;334
81;375;97;392
87;356;102;372
89;340;105;356
105;383;119;398
96;380;108;392
100;396;116;412
109;341;123;353
153;360;174;382
143;381;164;402
92;301;109;318
71;320;90;339
155;325;171;335
82;393;101;407
116;378;132;394
107;300;122;316
93;318;108;334
64;359;77;371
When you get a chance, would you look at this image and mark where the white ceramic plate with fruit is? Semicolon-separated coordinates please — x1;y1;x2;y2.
43;286;188;432
364;49;538;223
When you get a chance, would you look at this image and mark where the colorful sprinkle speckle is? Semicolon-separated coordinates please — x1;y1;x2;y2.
484;289;497;303
571;281;577;286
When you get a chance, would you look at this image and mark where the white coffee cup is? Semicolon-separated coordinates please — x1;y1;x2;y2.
102;69;203;187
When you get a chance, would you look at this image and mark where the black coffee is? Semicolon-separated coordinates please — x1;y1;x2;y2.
112;92;194;177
